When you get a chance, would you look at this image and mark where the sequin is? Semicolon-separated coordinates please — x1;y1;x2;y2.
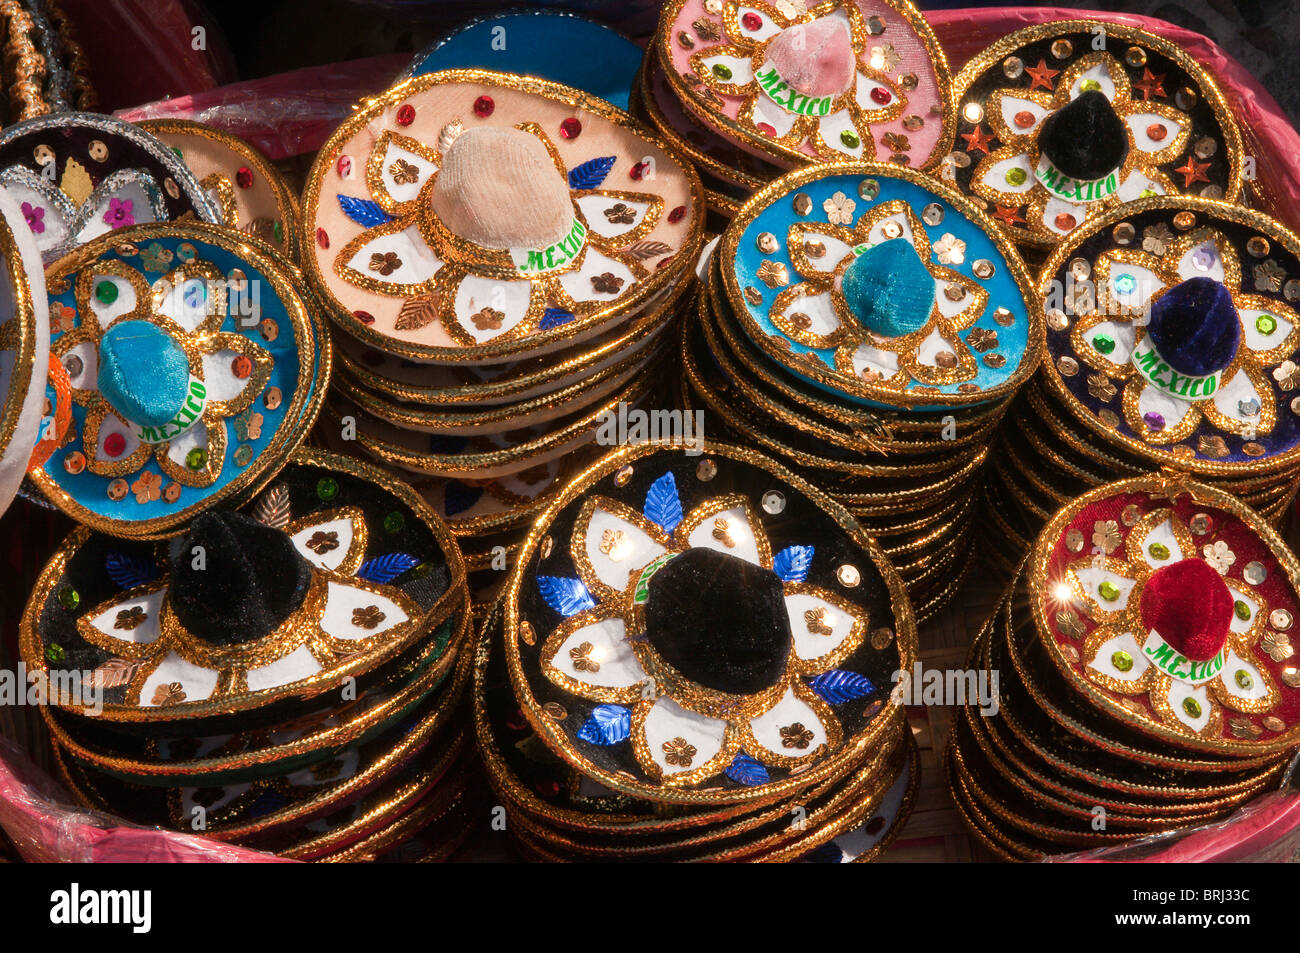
396;104;416;126
473;95;494;118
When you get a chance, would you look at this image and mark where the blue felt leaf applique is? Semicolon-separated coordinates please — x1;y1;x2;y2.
576;704;631;745
537;576;596;616
105;551;160;589
773;545;815;583
337;194;395;228
643;471;683;534
357;552;420;583
567;155;617;190
724;753;770;786
539;307;575;330
809;670;875;705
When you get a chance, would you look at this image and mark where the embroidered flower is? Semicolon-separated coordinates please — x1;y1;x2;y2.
756;260;789;288
352;605;386;629
1091;519;1122;555
471;307;504;331
113;606;147;631
933;233;966;265
21;201;44;234
1087;373;1118;402
603;203;637;225
1254;259;1286;294
1202;540;1236;574
369;251;401;276
131;471;162;504
591;272;625;294
662;736;697;767
1273;360;1300;391
104;197;135;230
569;641;600;673
139;242;175;273
152;681;186;706
305;530;340;554
387;158;420;185
823;191;856;225
780;722;815;749
1142;224;1173;256
1261;630;1294;662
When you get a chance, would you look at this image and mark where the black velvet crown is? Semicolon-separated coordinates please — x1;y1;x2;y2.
1147;277;1240;377
1038;90;1129;181
644;548;793;695
170;511;313;647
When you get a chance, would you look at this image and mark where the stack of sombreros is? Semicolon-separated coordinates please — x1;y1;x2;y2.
474;441;920;861
299;69;706;606
637;0;955;220
22;448;475;860
683;160;1042;620
983;196;1300;574
949;475;1300;860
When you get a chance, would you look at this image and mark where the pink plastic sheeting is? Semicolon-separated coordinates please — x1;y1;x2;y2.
0;738;291;863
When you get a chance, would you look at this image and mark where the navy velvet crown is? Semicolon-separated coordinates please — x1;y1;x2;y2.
1146;277;1240;377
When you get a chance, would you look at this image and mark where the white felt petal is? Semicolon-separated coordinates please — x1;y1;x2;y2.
1240;307;1292;352
854;73;894;112
1228;586;1260;635
850;341;900;378
319;581;409;640
703;52;753;86
752;89;800;137
87;589;165;647
345;225;443;287
1042;197;1085;236
1176;239;1226;283
980;153;1036;194
245;645;322;692
1166;680;1212;731
998;96;1048;135
199;349;255;403
140;652;219;706
817;110;865;157
453;274;532;343
748;687;828;759
290;516;357;571
378;143;437;204
155;274;216;333
684;504;762;565
1126;112;1182;153
785;591;855;662
61;340;97;390
1137;385;1195;430
582;508;667;591
1212;370;1263;427
561;248;636;304
1115;169;1166;203
781;288;840;337
1083;320;1136;366
1069;63;1116;100
1087;631;1149;683
86;274;138;329
551;615;646;689
932;277;967;319
1107;263;1164;309
1075;566;1137;610
575;194;651;240
0;180;71;252
76;182;158;244
642;696;727;776
799;232;855;273
1137;519;1184;568
736;5;780;39
1219;650;1269;702
915;327;959;367
866;212;914;246
93;412;142;463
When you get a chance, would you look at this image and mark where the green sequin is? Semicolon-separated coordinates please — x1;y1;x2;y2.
185;448;207;470
1004;167;1027;186
712;63;733;80
1111;650;1133;672
94;281;118;305
1092;334;1115;354
1080;79;1102;92
1182;697;1202;718
1256;314;1278;336
840;130;860;149
1235;669;1253;690
57;587;79;610
1148;542;1170;560
1139;188;1159;198
1098;581;1120;602
1235;600;1251;621
383;511;406;534
46;643;65;665
316;477;340;502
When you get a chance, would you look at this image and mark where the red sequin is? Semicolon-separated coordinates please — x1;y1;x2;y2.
1013;110;1035;129
559;118;582;140
354;310;375;325
1146;123;1168;142
870;87;892;105
630;160;649;181
231;355;253;379
668;205;686;224
316;228;329;249
103;432;125;458
473;95;494;118
741;11;762;30
756;122;777;136
235;166;253;189
336;155;352;178
396;104;415;126
1054;213;1078;231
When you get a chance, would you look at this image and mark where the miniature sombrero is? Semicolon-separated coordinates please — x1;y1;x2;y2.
21;448;468;730
137;119;300;261
29;222;328;537
398;10;644;112
717;161;1040;408
302;69;704;364
0;112;219;263
948;20;1243;248
655;0;954;172
1032;477;1300;756
1039;196;1300;477
0;189;50;514
503;440;915;805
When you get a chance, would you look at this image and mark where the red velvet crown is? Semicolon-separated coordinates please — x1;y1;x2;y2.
1139;559;1233;662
